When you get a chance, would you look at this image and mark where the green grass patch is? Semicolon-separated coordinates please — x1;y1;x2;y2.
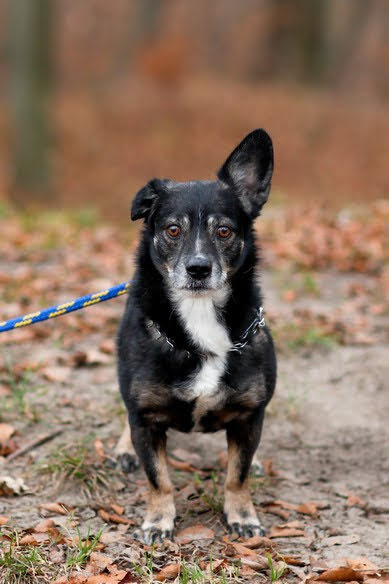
273;323;339;352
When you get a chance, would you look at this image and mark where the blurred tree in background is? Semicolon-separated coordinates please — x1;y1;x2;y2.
0;0;387;211
8;0;53;205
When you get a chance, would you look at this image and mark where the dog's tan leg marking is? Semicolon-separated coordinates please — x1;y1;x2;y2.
224;443;259;524
115;418;134;455
115;418;139;472
142;443;175;544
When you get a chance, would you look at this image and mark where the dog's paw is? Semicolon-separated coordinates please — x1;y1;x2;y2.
138;527;174;545
118;452;140;473
228;521;266;538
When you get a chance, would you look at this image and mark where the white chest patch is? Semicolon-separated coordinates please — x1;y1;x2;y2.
173;293;231;397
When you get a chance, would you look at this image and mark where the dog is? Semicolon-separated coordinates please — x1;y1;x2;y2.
116;129;276;544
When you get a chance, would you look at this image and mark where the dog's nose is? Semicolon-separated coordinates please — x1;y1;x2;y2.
186;258;212;280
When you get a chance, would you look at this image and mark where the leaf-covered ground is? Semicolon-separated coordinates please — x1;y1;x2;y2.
0;202;388;583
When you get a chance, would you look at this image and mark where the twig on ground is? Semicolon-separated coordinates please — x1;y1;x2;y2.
6;428;64;461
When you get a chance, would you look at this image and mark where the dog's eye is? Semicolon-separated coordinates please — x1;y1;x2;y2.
166;225;181;238
217;226;232;239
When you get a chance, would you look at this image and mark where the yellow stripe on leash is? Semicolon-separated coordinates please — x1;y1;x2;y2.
57;301;75;310
91;290;109;299
49;309;67;318
15;319;32;327
23;311;41;320
83;298;101;307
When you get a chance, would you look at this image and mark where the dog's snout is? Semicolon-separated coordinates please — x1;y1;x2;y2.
186;257;212;280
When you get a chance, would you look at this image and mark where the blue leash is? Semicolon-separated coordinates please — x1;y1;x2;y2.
0;281;131;333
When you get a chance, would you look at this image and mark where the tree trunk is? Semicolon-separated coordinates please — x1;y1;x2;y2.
8;0;53;205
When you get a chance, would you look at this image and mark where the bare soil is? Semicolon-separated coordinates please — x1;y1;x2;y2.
0;267;388;583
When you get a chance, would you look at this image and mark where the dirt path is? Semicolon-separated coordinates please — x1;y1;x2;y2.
0;269;388;582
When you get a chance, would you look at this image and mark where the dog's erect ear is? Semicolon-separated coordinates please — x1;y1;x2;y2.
217;129;274;218
131;179;168;221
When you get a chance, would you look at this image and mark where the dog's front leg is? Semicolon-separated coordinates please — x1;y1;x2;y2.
115;418;140;473
224;409;265;538
131;423;175;544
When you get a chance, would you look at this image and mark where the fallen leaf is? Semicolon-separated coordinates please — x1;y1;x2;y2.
346;494;367;508
228;541;258;557
0;423;17;456
40;502;72;515
241;534;273;549
283;555;308;566
201;558;226;573
98;509;134;525
87;551;112;574
20;533;52;545
262;458;278;476
156;563;181;581
110;503;124;515
175;524;214;544
0;516;9;525
171;448;202;467
34;518;55;532
42;366;71;383
167;457;203;473
321;535;360;546
0;475;27;496
0;384;11;397
0;423;15;444
217;450;228;468
261;504;290;520
346;558;378;573
94;439;105;460
314;567;362;582
269;521;306;538
99;339;115;354
239;555;269;571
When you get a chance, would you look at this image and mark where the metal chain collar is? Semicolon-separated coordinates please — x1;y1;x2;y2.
146;306;265;358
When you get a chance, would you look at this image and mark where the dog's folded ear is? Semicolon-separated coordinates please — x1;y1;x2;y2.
131;179;169;221
217;129;274;218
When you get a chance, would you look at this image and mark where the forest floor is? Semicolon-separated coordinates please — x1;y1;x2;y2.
0;202;388;583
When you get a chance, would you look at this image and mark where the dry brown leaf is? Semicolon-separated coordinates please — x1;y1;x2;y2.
98;509;134;525
0;423;17;456
99;339;115;354
156;563;181;581
314;567;363;582
20;533;51;545
321;535;360;546
0;515;9;525
175;524;214;544
94;439;105;460
87;551;113;574
217;450;228;469
167;457;203;473
42;366;71;384
283;555;307;567
269;521;306;538
0;475;27;496
239;555;269;571
110;503;124;516
261;504;290;520
171;448;202;467
241;534;273;549
0;423;15;444
262;458;278;476
34;518;55;532
346;494;367;508
345;558;378;572
40;502;72;515
229;541;258;557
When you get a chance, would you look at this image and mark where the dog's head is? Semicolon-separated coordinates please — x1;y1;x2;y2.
131;129;273;298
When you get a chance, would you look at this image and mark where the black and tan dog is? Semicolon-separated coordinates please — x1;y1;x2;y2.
116;129;276;544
